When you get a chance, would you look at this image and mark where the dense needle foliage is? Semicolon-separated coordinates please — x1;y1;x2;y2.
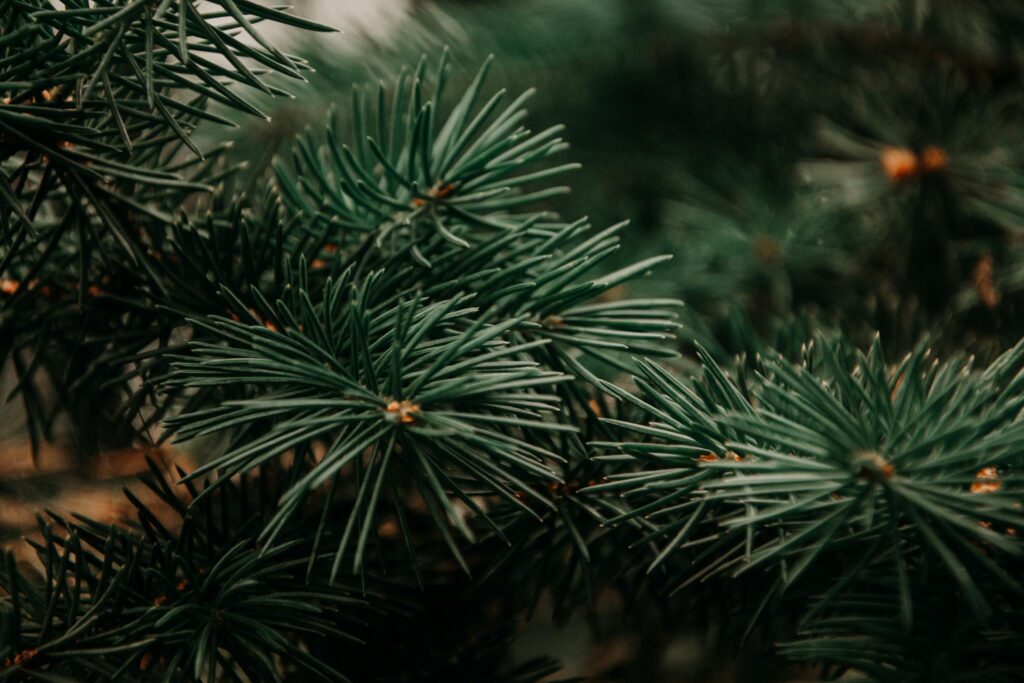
2;1;1024;682
595;337;1024;680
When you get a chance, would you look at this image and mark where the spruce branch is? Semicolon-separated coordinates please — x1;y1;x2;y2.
780;567;1024;682
165;272;574;577
153;55;679;581
593;334;1024;676
1;2;332;455
271;51;578;258
0;458;374;682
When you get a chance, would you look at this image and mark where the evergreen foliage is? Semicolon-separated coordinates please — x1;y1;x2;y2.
277;0;1024;359
2;1;1024;682
595;337;1024;680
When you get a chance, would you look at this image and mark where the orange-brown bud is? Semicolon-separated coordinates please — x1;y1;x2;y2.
880;146;919;182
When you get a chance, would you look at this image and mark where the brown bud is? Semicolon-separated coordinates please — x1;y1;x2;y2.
920;146;948;173
971;466;1001;494
385;399;420;424
429;182;456;199
880;147;919;182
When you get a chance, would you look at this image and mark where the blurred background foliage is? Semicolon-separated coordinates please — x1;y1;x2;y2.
212;0;1024;368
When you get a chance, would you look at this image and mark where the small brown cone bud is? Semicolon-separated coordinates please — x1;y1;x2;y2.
920;145;948;173
880;147;919;182
971;466;1001;494
385;399;420;424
